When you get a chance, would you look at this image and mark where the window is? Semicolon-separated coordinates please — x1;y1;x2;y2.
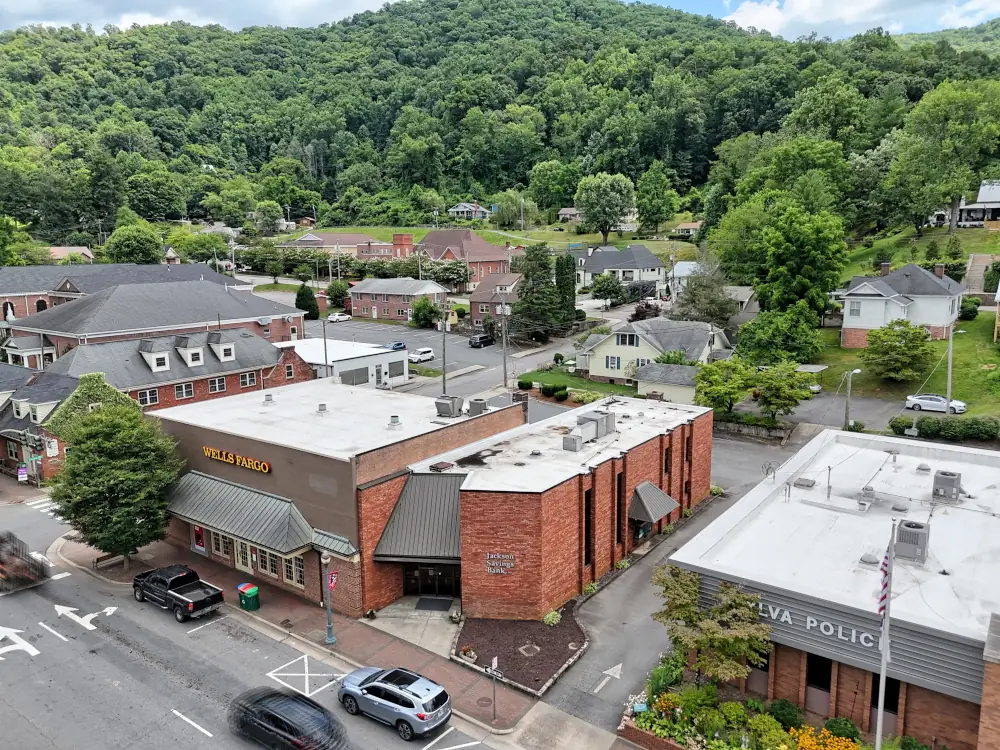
474;319;483;327
208;377;226;394
616;473;624;544
584;489;593;566
479;304;489;313
605;356;620;370
154;355;167;368
29;405;39;424
189;350;202;364
370;293;378;301
382;294;390;302
396;309;406;317
6;441;17;461
950;298;956;314
341;367;369;386
382;307;389;317
362;307;368;314
259;550;280;577
402;295;411;303
174;383;194;400
684;480;691;498
285;364;294;379
849;301;861;317
685;436;692;463
387;360;404;378
211;532;232;557
262;327;270;338
616;333;639;347
289;326;297;338
283;555;305;587
222;346;233;358
871;674;900;713
136;389;159;406
636;358;650;367
664;449;671;474
806;654;832;691
240;372;257;388
11;401;22;419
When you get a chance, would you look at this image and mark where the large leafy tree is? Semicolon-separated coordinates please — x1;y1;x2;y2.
528;160;581;210
511;243;560;342
737;301;822;365
411;296;440;328
755;361;812;420
125;170;186;220
553;252;577;325
105;223;163;264
636;160;679;232
694;357;755;413
670;259;739;328
589;273;625;307
52;405;184;571
860;320;935;381
295;283;320;320
574;173;636;245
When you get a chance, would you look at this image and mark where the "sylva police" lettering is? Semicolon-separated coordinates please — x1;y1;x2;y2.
202;446;271;474
757;603;877;649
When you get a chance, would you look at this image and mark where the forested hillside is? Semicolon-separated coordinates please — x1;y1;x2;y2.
896;17;1000;55
0;0;998;246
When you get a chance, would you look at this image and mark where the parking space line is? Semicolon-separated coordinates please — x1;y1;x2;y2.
171;710;213;737
187;616;227;634
420;727;455;750
38;622;69;642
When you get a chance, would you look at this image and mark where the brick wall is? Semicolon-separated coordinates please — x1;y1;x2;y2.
262;348;314;389
688;412;714;509
0;294;53;320
348;292;431;321
540;479;582;611
903;684;979;750
841;327;870;348
834;663;869;729
0;428;66;483
978;661;1000;750
926;324;949;340
772;644;803;703
355;403;527;485
619;718;686;750
356;473;409;613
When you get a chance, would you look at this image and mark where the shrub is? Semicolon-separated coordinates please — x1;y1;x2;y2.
541;384;557;397
651;692;681;716
661;523;676;535
845;420;865;432
572;393;586;403
554;389;569;402
958;297;980;321
693;707;726;738
888;416;911;435
916;415;942;438
909;415;1000;442
967;416;1000;441
767;698;802;730
542;610;561;626
616;558;631;570
553;352;565;364
583;582;598;594
683;508;693;518
517;379;532;390
647;660;683;699
748;713;784;741
900;737;931;750
719;701;747;728
745;697;766;713
824;717;860;741
574;308;587;321
677;683;718;715
710;485;725;497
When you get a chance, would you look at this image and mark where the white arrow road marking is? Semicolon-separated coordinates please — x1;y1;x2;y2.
171;710;213;737
37;622;68;642
0;626;41;660
593;663;623;694
29;552;54;567
266;655;346;697
54;605;117;631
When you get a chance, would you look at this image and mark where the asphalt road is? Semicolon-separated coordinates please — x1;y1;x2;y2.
0;503;485;750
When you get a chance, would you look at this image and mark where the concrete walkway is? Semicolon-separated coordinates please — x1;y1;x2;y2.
966;254;996;294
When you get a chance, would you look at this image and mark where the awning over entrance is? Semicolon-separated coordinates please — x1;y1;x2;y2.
629;481;679;524
374;473;464;564
168;472;313;555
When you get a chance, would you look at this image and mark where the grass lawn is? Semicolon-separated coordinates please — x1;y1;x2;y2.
410;365;442;377
251;282;301;293
815;313;1000;415
843;226;998;281
519;367;636;395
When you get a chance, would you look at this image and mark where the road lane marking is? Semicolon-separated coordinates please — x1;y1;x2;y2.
37;622;69;642
171;710;213;737
187;616;227;634
420;727;455;750
25;498;50;507
436;743;481;750
33;502;56;512
267;655;345;697
50;572;71;581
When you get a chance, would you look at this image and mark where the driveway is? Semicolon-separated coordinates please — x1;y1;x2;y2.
737;392;904;432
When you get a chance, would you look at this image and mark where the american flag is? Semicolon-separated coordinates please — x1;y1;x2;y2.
878;548;890;621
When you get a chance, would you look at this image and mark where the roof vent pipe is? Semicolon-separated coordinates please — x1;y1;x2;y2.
263;394;274;405
387;415;401;429
317;403;327;414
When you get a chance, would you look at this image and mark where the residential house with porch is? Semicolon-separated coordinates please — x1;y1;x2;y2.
447;203;492;221
569;245;666;294
419;230;516;291
839;263;963;348
954;181;1000;228
579;319;731;384
348;278;448;322
558;207;581;223
468;273;521;330
673;221;702;237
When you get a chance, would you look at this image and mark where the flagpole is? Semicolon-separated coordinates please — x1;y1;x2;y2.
875;519;897;750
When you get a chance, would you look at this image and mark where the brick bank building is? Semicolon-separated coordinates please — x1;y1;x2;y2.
672;430;1000;750
152;381;712;620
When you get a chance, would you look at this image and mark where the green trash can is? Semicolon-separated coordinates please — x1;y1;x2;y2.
237;583;260;611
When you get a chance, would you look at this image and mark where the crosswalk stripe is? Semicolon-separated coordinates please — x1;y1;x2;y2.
35;502;56;511
26;498;51;507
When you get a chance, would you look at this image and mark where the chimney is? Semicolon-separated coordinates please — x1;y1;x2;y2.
934;263;945;279
880;261;891;276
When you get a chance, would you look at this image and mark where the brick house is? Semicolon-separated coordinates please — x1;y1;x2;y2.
468;272;521;330
348;277;448;322
279;232;415;260
5;280;305;368
419;230;518;290
672;430;1000;750
840;263;963;348
45;328;312;411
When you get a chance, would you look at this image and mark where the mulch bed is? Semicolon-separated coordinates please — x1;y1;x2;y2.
456;607;585;690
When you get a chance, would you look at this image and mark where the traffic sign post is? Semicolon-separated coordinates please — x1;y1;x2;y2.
487;657;502;722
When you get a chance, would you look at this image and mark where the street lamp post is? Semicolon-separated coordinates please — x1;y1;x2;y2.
945;325;966;415
844;368;861;431
320;552;336;645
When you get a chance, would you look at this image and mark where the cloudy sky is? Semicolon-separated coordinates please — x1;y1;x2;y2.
3;0;997;39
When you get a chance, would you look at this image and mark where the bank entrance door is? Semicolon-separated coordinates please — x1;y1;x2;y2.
403;564;460;598
235;540;253;573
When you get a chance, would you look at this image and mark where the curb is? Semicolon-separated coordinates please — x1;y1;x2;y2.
52;537;518;736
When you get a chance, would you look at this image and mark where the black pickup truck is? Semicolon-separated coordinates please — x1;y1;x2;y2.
133;565;225;623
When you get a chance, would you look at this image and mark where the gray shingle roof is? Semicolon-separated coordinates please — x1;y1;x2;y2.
635;363;698;387
0;370;79;433
0;263;231;295
588;319;714;360
167;472;313;554
469;273;522;303
4;334;53;351
845;264;962;297
629;481;679;524
374;473;464;563
0;363;37;392
569;244;664;273
349;277;448;296
312;529;359;557
12;281;301;336
45;328;282;391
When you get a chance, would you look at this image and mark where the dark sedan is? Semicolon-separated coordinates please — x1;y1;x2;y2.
228;686;352;750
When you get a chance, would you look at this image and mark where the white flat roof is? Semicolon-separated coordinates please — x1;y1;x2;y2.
410;397;711;493
153;380;476;461
672;430;1000;642
275;338;395;366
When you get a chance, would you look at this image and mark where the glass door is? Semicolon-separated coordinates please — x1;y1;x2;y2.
235;540;252;573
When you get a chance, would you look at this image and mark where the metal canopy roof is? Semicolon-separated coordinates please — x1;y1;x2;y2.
629;481;679;524
167;472;313;555
312;528;358;558
374;473;464;564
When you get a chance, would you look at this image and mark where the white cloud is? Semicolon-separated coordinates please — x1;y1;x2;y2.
724;0;988;39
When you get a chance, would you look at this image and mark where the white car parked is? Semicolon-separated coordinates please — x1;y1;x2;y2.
408;347;435;363
328;312;352;322
905;393;967;414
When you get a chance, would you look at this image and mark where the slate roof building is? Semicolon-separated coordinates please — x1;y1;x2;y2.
418;230;515;290
569;244;666;293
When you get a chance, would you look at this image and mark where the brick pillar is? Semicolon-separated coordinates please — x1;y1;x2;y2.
768;646;777;701
896;682;907;739
830;662;840;718
862;671;874;733
316;292;328;314
978;616;1000;750
798;651;808;707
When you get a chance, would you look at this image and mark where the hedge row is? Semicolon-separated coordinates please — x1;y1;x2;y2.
888;415;1000;442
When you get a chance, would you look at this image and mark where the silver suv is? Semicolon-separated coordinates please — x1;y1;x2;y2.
338;667;451;741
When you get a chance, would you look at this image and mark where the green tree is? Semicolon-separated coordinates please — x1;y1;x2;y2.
574;173;636;245
737;301;822;365
695;357;755;413
51;405;184;571
670;260;740;328
754;204;848;315
326;279;349;307
925;239;941;261
265;259;284;284
410;296;440;328
125;171;186;221
166;228;229;262
756;361;812;420
528;160;581;210
0;216;26;267
655;350;692;365
636;160;679;232
114;206;142;228
554;252;577;326
511;243;559;342
256;200;284;235
946;233;963;260
292;264;312;282
860;320;935;381
589;273;625;307
481;311;497;339
295;283;320;320
105;223;163;264
707;191;788;285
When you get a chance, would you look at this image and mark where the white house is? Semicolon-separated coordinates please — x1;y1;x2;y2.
447;203;492;221
569;245;666;293
635;363;698;403
667;261;702;298
839;262;963;348
673;221;702;237
954;181;1000;228
274;339;409;388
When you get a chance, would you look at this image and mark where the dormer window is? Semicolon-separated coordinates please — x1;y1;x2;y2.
222;346;233;358
11;401;23;419
29;405;39;424
155;356;167;368
189;350;202;364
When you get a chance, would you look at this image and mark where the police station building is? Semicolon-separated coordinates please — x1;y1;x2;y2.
672;430;1000;750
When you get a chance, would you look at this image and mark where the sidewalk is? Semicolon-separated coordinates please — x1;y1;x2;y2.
58;538;535;733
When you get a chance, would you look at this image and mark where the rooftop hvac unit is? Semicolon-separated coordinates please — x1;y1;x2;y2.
563;433;583;452
896;520;930;564
577;412;608;439
932;470;962;502
435;395;464;418
468;398;489;416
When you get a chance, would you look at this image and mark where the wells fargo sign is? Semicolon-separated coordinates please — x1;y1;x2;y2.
202;446;271;474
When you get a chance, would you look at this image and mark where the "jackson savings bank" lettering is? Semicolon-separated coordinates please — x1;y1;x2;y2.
202;446;271;474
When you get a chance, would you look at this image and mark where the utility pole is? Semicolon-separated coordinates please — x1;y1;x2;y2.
417;249;423;280
946;322;955;415
321;319;330;378
494;290;509;390
844;368;861;430
440;300;450;395
520;197;525;232
874;520;897;750
335;244;342;280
